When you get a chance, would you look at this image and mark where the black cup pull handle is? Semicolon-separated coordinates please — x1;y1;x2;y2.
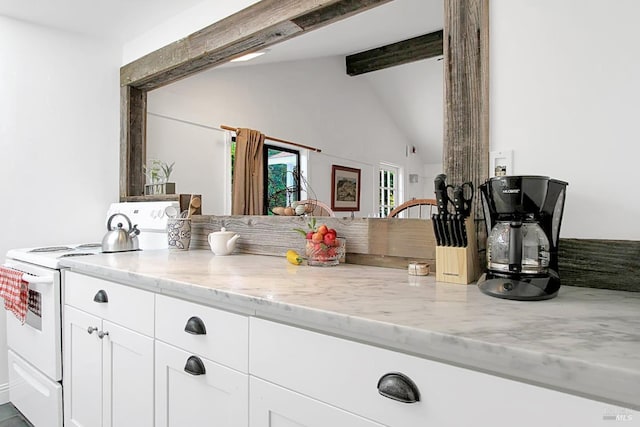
93;290;109;303
184;356;206;376
184;316;207;335
377;372;420;403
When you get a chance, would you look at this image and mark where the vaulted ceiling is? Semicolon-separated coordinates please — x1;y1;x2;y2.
0;0;444;161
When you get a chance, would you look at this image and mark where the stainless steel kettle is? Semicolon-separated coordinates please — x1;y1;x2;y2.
102;213;140;253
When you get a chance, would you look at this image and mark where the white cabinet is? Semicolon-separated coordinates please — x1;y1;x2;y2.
154;294;249;427
63;306;102;427
63;272;154;427
155;341;248;427
250;318;612;427
62;270;619;427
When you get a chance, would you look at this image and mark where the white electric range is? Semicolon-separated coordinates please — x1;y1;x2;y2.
3;201;178;427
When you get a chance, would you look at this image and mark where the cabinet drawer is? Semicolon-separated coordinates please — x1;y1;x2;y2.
250;318;608;427
156;294;248;372
64;271;154;336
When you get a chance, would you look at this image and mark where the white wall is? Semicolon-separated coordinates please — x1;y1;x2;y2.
0;17;120;401
491;0;640;240
122;0;260;64
146;114;230;215
147;56;429;217
361;57;444;161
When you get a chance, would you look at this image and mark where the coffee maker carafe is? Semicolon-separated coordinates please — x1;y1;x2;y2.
477;176;568;300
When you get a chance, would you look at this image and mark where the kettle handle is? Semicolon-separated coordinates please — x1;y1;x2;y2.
107;213;133;231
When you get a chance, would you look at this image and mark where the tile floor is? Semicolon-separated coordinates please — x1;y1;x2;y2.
0;403;32;427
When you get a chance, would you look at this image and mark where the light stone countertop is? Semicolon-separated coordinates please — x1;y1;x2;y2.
60;250;640;410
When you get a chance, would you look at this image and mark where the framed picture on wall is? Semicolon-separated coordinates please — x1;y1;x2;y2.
331;165;361;212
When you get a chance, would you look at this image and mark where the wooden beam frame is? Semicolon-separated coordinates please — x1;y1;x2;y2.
120;0;488;200
443;0;489;262
345;30;444;76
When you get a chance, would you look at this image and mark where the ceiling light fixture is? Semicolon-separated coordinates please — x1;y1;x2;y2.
230;50;268;62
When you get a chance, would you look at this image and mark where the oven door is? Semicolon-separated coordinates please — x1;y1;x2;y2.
4;259;62;381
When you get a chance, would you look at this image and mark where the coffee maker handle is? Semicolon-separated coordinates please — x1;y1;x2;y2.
508;221;523;273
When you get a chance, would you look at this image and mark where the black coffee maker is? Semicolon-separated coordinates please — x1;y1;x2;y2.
477;176;568;300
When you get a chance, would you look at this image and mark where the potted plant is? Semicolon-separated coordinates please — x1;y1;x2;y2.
144;159;176;195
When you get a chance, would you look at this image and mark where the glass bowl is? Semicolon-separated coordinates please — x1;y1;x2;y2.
305;237;346;267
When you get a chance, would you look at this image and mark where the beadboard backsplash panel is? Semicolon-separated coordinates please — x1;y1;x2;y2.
191;215;436;269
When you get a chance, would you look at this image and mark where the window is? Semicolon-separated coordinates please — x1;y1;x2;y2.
229;139;301;215
264;145;300;215
379;163;401;217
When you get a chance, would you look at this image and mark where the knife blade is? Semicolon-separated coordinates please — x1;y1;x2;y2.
434;174;450;246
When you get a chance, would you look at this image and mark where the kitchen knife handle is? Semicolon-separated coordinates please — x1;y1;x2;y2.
458;214;468;247
447;217;459;247
440;216;450;246
432;214;442;246
434;174;448;217
453;186;464;215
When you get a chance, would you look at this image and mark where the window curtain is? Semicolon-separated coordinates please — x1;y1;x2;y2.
232;128;265;215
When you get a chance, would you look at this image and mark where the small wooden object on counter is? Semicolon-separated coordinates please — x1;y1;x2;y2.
408;262;430;276
436;217;479;285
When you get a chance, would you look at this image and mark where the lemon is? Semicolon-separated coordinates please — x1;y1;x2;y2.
286;250;303;265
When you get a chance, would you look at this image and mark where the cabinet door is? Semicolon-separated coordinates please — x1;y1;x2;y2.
63;306;103;427
155;341;248;427
250;378;384;427
102;320;154;427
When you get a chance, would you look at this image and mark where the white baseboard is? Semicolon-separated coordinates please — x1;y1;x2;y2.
0;381;9;404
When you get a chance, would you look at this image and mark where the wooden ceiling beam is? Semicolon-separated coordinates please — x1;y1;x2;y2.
120;0;392;91
345;29;443;76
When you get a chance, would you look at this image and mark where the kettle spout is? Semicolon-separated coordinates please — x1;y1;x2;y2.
129;224;141;238
227;234;240;251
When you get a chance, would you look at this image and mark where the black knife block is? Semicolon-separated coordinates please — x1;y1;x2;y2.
435;217;479;285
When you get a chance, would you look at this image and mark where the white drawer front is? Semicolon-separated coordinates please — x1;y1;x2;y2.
156;294;249;372
8;350;63;427
250;318;609;427
64;271;154;336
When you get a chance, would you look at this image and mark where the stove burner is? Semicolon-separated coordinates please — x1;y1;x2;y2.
76;243;102;249
58;253;97;258
29;246;74;253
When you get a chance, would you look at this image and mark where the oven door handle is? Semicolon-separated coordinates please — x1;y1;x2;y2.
23;274;53;285
2;264;54;285
22;274;54;285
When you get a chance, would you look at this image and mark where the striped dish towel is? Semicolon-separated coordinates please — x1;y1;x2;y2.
0;266;29;324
